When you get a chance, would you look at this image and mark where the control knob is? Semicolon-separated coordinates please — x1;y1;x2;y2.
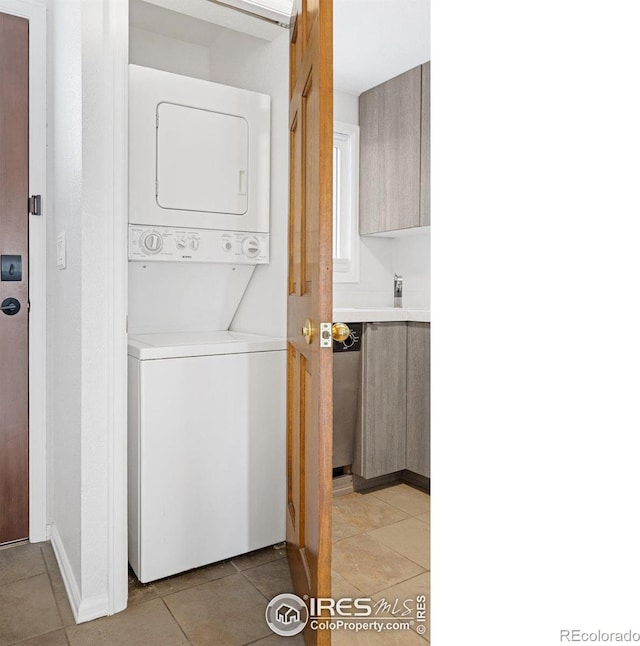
242;236;261;259
140;230;163;255
175;238;187;250
190;238;200;251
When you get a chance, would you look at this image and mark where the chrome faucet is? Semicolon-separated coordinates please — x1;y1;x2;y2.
394;274;403;308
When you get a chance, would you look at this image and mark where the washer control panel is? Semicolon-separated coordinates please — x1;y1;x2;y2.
129;226;269;264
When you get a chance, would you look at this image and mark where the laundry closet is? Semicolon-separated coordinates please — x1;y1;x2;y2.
125;0;290;583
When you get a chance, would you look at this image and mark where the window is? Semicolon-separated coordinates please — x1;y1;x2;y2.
333;121;359;283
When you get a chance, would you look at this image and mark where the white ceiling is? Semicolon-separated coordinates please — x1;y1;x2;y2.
334;0;430;95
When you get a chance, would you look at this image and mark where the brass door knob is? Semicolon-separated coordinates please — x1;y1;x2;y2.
332;322;350;343
302;319;314;344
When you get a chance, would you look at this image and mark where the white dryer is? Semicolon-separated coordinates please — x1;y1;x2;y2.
129;64;271;235
128;331;286;583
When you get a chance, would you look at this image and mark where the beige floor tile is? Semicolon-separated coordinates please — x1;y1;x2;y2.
333;493;409;534
230;544;286;571
368;518;429;569
414;513;429;525
0;573;62;646
332;622;426;645
11;629;69;645
163;573;272;645
372;571;430;600
0;542;47;586
152;559;236;596
65;598;187;646
241;557;293;600
333;534;424;596
40;542;58;573
331;571;366;599
47;569;75;627
370;484;430;517
127;567;159;606
333;513;364;542
371;573;430;642
250;633;304;645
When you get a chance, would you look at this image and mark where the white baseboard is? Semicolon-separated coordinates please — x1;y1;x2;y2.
50;524;110;624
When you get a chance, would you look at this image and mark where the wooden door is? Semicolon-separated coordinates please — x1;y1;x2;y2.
0;11;30;544
287;1;333;644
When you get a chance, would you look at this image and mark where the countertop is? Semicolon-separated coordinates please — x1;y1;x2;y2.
333;307;430;323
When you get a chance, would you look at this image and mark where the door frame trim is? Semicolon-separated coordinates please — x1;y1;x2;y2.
106;0;130;616
0;0;47;544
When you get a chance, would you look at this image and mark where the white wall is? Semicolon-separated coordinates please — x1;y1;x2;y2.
208;29;289;338
129;26;210;81
391;231;430;309
49;0;82;582
334;88;359;125
48;0;128;622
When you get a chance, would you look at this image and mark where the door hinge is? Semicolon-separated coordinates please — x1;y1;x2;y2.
28;195;42;216
320;322;332;348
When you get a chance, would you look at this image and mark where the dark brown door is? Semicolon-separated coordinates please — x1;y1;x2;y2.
287;1;333;644
0;11;29;544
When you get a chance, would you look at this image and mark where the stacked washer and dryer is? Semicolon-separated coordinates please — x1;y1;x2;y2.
127;65;286;583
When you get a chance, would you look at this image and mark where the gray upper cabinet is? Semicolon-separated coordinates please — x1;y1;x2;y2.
420;63;430;227
359;63;430;235
356;323;408;479
359;67;422;234
406;323;430;477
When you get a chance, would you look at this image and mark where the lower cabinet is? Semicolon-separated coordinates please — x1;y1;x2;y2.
406;322;430;477
354;321;430;481
357;322;408;479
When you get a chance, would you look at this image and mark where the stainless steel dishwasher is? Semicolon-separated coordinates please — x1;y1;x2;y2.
333;323;362;469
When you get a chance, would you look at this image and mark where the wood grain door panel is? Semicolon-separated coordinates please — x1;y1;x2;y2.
287;2;333;644
0;11;29;544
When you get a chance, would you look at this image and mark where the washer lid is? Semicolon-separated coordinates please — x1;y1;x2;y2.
128;330;286;360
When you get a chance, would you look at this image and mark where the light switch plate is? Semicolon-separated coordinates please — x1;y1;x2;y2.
57;233;66;269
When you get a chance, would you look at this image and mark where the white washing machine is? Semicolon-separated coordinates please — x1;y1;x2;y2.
128;331;286;583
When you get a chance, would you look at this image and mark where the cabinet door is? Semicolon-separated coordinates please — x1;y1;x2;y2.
358;323;408;478
359;67;422;234
406;323;430;477
420;63;430;226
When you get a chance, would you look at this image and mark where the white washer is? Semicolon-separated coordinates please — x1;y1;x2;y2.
128;331;286;583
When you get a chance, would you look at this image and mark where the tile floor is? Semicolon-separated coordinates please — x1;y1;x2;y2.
331;483;430;645
0;483;429;645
